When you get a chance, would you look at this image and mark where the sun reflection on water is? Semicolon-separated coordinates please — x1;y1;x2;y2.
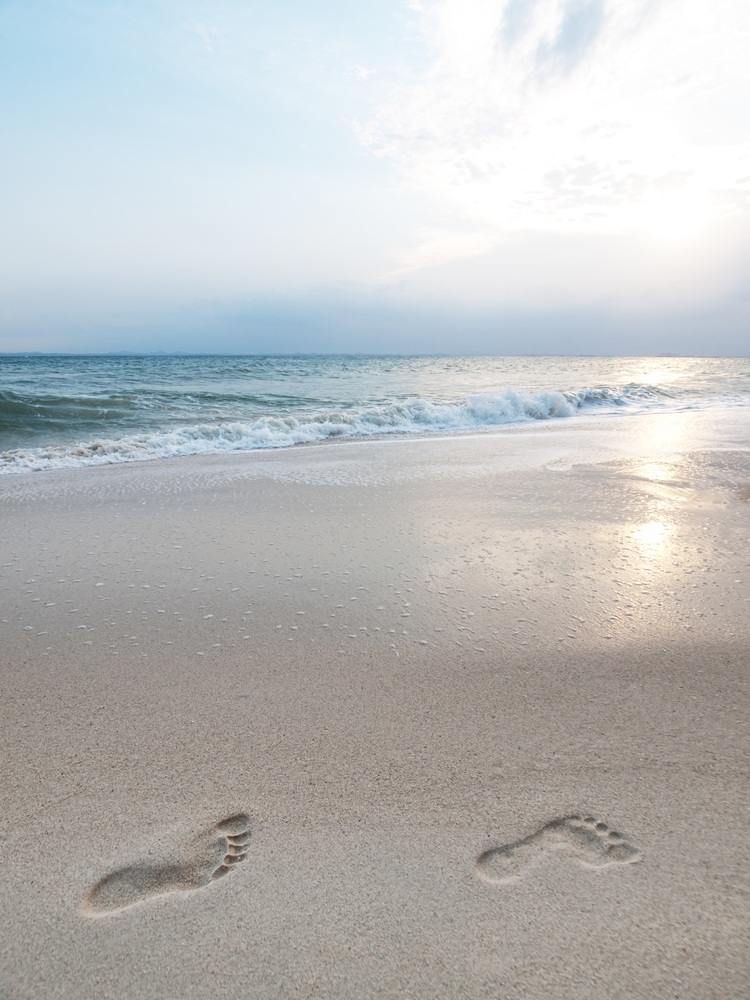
633;520;669;556
635;463;674;483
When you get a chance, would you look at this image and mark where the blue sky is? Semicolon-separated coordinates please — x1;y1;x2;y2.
1;0;748;354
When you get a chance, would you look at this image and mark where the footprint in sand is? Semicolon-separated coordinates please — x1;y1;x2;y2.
476;814;641;885
82;813;251;917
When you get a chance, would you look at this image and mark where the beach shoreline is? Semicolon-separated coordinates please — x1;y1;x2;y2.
1;414;748;998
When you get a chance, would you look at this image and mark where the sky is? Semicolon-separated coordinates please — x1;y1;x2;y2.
1;0;749;355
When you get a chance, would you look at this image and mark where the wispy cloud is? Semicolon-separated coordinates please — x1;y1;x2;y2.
374;225;499;282
183;19;223;54
350;64;376;81
357;0;750;276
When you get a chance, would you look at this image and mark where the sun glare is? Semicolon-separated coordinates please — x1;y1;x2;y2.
632;521;671;564
634;521;668;546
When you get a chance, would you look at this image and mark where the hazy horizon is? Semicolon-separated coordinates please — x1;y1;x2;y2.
1;350;746;359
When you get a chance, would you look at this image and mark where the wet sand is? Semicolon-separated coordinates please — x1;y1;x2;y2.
1;412;748;999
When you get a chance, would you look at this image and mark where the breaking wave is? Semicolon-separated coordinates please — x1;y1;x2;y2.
0;383;679;474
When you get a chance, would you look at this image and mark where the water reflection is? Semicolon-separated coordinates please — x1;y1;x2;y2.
635;462;675;483
632;520;670;561
634;520;668;545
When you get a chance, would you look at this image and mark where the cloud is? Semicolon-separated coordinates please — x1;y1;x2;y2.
356;0;750;276
375;225;499;281
184;19;222;53
533;0;605;76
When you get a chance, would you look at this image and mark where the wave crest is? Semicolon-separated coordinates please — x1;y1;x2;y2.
0;384;667;474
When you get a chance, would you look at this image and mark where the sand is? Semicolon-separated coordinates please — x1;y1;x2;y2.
1;410;748;999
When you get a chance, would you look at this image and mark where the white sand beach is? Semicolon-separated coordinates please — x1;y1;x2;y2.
1;410;748;999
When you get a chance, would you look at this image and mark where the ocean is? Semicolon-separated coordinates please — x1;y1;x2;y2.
0;354;748;475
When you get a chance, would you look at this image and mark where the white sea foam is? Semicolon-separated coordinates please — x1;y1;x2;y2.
0;385;688;474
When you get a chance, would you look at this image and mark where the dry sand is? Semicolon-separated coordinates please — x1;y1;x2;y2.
1;412;748;999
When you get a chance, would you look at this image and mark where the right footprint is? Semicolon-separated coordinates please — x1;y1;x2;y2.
476;814;642;885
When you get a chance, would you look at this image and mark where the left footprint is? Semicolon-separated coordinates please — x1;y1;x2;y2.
82;813;251;917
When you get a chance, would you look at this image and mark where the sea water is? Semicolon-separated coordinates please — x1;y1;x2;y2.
0;354;748;474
